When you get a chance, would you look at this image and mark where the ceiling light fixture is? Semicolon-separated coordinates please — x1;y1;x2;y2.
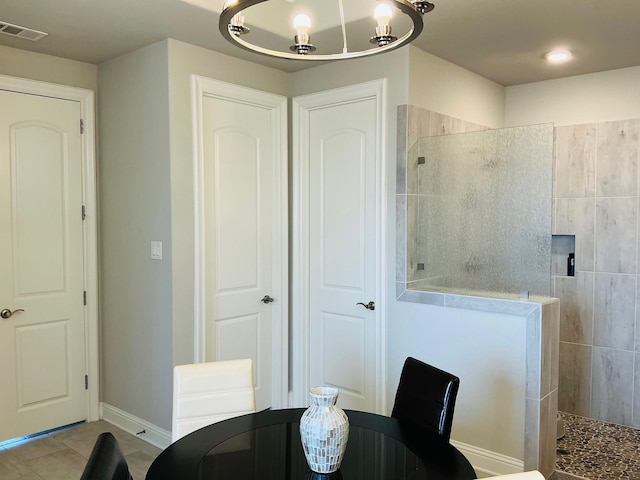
220;0;435;61
545;49;572;64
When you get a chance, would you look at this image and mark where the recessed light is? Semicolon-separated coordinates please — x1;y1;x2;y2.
545;49;572;64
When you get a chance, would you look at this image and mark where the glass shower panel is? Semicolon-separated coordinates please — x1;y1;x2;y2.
415;124;553;296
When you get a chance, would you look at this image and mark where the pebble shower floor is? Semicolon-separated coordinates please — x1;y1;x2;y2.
555;412;640;479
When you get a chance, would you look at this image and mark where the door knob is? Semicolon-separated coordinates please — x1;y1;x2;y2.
356;301;375;311
1;308;24;319
261;295;275;304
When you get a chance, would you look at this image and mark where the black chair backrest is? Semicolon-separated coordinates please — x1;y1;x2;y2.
80;432;132;480
391;357;460;442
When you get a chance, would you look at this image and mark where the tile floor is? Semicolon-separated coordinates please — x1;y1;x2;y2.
0;421;161;480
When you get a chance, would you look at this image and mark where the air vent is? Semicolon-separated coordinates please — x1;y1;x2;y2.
0;21;47;41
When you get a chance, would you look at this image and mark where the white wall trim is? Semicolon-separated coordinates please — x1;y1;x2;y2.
101;402;172;450
190;75;289;407
0;73;100;423
291;79;388;412
451;439;525;477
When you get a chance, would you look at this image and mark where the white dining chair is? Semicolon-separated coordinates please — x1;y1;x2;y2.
171;358;256;442
490;472;544;479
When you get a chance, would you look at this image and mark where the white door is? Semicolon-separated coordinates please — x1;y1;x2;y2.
0;89;87;442
193;77;288;411
292;80;386;413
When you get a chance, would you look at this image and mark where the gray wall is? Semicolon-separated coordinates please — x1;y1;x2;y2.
0;44;97;91
98;39;291;430
408;47;504;129
98;41;173;429
505;66;640;128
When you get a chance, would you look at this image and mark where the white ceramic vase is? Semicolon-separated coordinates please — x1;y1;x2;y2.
299;386;349;474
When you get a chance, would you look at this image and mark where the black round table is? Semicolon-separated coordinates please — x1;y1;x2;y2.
145;408;477;480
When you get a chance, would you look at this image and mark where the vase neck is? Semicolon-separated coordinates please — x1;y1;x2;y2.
310;393;338;407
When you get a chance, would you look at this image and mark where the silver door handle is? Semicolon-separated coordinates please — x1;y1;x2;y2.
356;301;375;311
261;295;275;304
1;308;24;319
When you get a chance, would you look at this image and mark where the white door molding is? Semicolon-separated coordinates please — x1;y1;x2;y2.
191;75;288;408
0;73;99;423
291;79;387;412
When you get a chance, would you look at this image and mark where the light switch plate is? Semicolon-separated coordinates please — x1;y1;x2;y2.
151;241;163;260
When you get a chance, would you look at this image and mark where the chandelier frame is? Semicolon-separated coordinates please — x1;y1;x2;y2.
219;0;429;61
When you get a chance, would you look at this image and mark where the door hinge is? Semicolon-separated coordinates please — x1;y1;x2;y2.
83;290;87;306
82;205;86;221
80;119;84;134
85;375;88;390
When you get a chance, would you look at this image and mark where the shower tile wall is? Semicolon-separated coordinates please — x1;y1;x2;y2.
553;118;640;429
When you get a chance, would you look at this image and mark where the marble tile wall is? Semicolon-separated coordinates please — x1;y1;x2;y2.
553;118;640;429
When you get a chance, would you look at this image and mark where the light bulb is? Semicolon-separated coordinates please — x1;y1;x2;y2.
374;3;393;28
290;12;315;54
293;14;311;36
223;0;246;32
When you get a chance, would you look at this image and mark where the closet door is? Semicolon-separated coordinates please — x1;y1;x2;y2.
193;77;288;410
0;86;91;442
292;80;386;413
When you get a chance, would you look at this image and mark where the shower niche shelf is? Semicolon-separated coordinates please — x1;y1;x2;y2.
552;234;576;277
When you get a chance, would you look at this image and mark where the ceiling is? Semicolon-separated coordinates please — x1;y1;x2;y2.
0;0;638;86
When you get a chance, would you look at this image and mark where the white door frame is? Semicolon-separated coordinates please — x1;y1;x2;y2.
191;75;289;408
0;74;99;422
291;79;387;412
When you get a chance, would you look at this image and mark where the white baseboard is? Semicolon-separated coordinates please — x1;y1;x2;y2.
100;402;172;450
451;439;524;477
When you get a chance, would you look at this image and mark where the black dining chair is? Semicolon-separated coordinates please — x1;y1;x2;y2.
391;356;460;442
80;432;133;480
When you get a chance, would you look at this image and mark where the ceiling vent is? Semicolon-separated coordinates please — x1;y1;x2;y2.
0;21;47;41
